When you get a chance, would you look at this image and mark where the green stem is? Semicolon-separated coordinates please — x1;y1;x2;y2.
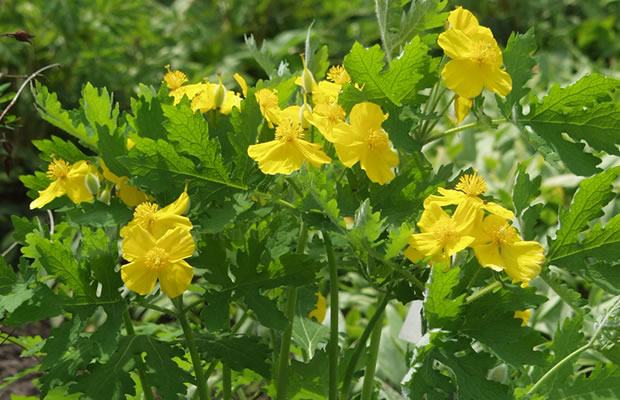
123;310;155;400
421;118;508;146
424;92;456;135
526;296;620;397
276;222;309;400
340;293;390;400
465;281;501;304
361;308;384;400
174;296;209;400
322;230;339;400
223;364;232;400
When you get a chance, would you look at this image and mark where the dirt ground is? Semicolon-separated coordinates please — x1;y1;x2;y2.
0;323;47;400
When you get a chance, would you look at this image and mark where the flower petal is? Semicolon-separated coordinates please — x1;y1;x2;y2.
483;66;512;97
438;29;475;60
122;225;156;261
359;147;398;184
441;59;485;98
473;243;505;272
158;260;194;298
157;226;195;262
121;260;158;296
30;181;65;209
448;7;480;35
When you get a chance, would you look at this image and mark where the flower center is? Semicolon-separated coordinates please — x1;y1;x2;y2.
456;172;487;197
367;129;389;151
133;202;159;230
275;118;304;142
488;222;518;246
327;65;351;86
433;219;457;246
472;40;497;66
46;158;71;181
144;246;169;272
164;65;188;90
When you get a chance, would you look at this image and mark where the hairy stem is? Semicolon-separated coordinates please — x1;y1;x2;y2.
322;230;340;400
361;308;384;400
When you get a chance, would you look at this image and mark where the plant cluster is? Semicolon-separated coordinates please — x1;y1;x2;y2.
1;2;619;399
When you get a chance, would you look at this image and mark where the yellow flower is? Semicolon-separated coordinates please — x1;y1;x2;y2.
438;7;512;99
100;159;151;207
120;189;192;240
191;76;243;115
331;102;399;185
163;65;188;90
326;65;351;86
121;225;195;298
514;310;531;327
308;292;327;323
255;88;281;128
170;82;210;105
298;53;316;93
454;96;472;124
404;202;477;264
30;158;98;209
306;102;347;142
247;117;331;175
471;214;544;287
233;73;248;97
424;172;514;219
312;81;342;106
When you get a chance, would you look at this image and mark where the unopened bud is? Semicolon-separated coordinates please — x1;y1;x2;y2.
300;54;315;93
84;172;100;195
214;73;227;109
98;186;112;205
299;101;312;129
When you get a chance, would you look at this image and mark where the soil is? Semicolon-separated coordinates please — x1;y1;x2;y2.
0;322;49;400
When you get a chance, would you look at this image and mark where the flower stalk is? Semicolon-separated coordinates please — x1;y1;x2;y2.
322;230;339;400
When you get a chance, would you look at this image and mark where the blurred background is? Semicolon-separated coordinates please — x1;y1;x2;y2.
1;0;619;248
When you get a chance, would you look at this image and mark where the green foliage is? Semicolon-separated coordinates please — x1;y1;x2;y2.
522;74;620;176
499;28;537;118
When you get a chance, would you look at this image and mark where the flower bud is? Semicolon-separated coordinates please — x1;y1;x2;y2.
300;54;315;93
299;96;312;130
98;186;112;205
84;172;100;195
213;73;227;109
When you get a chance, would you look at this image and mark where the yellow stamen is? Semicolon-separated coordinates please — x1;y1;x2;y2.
46;158;71;181
164;64;188;90
472;40;497;66
326;65;351;86
144;246;169;272
456;172;487;196
133;202;159;231
275;118;305;142
433;219;458;246
367;129;389;151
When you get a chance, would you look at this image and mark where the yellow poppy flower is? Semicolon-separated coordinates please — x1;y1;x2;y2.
311;81;342;106
438;7;512;99
169;82;210;105
424;172;514;219
233;73;248;97
247;117;331;175
120;189;192;240
121;225;195;298
404;202;478;264
471;214;544;287
30;158;98;209
326;65;351;86
255;88;281;128
306;102;347;142
514;310;531;327
191;75;243;115
100;159;151;207
331;102;399;185
163;65;188;90
308;292;327;323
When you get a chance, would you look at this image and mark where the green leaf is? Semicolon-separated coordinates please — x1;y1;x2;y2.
195;333;271;378
513;162;542;218
124;136;232;196
288;350;330;399
549;167;620;263
2;284;65;326
245;34;279;79
200;291;231;331
582;262;620;295
33;83;93;148
384;222;413;260
72;335;191;400
424;264;464;329
66;199;133;228
499;28;537;118
292;315;330;360
522;74;620;175
97;124;131;177
553;363;620;400
162;102;227;173
41;312;89;370
229;88;262;182
241;288;288;330
80;82;119;138
545;316;586;393
81;227;123;301
128;92;168;141
344;37;433;105
26;235;97;301
32;136;89;163
10;216;39;245
347;199;386;251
